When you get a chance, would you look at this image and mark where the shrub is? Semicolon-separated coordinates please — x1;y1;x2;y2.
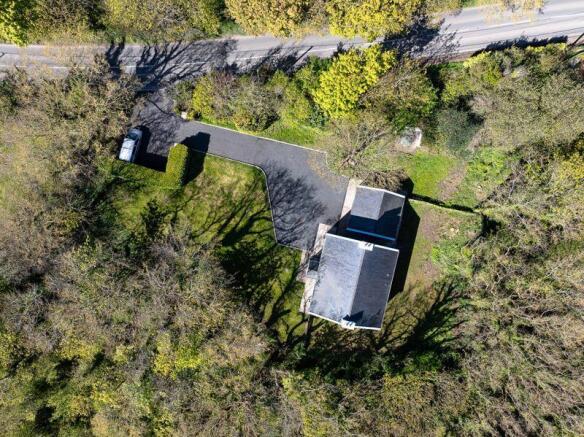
104;0;222;39
433;108;478;154
312;45;396;118
441;52;502;105
232;77;278;131
190;75;216;119
280;82;315;124
295;57;331;94
164;143;191;189
172;80;195;114
0;0;34;45
364;58;437;131
190;71;238;121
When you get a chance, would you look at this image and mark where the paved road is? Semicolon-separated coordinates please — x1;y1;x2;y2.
1;0;582;86
134;92;348;250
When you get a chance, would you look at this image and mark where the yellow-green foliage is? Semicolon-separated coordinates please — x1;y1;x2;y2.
190;75;215;119
0;331;18;376
225;0;309;36
326;0;421;41
442;51;502;103
281;374;342;436
164;143;191;189
59;337;102;363
0;0;33;45
153;333;203;379
312;45;396;118
105;0;222;37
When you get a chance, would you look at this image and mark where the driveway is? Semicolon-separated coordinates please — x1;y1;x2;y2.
134;91;348;250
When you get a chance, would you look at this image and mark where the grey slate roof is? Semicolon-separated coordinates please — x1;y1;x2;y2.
347;186;405;241
308;234;399;329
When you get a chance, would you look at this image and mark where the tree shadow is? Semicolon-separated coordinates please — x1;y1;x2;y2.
104;39;237;90
132;90;181;156
198;175;303;338
105;38;126;79
180;133;210;184
480;35;568;54
135;39;237;90
262;162;327;250
227;45;311;75
382;16;461;64
394;281;465;370
290;280;464;380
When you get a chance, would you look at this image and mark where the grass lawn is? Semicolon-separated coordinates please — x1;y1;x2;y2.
461;0;498;7
110;154;305;344
401;199;481;292
199;116;322;147
398;151;459;199
379;199;482;347
448;148;510;208
395;147;509;208
263;119;322;146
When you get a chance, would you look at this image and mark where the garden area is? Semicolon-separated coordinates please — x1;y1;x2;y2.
111;150;306;344
174;43;577;209
111;142;482;349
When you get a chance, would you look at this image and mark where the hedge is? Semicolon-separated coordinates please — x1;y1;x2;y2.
164;143;191;189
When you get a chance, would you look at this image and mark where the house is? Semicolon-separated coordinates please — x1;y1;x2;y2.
302;186;405;330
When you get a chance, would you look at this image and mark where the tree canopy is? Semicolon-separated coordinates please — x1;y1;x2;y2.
312;45;396;118
1;43;583;436
326;0;422;41
225;0;310;36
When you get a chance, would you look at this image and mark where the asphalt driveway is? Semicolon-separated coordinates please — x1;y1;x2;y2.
133;91;348;250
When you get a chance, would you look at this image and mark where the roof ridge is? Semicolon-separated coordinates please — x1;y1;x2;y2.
347;246;366;318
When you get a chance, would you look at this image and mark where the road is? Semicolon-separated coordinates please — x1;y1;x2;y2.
134;91;348;250
0;0;583;87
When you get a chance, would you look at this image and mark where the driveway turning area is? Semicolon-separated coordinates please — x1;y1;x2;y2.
134;92;348;250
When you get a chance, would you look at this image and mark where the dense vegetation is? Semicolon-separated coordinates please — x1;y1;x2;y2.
1;0;541;44
1;43;583;436
184;44;584;201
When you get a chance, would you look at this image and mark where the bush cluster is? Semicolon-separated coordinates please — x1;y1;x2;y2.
189;58;330;131
164;143;191;189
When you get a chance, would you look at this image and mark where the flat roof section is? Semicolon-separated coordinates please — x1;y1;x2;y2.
347;186;405;242
308;234;399;330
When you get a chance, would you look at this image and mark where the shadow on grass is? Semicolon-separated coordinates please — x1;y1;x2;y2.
198;174;306;347
181;132;210;184
290;280;464;380
392;199;420;295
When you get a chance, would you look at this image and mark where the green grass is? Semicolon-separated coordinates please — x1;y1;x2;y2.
449;148;510;207
398;152;458;198
263;119;321;146
111;154;305;343
199;116;321;147
404;199;481;291
379;199;481;345
461;0;497;7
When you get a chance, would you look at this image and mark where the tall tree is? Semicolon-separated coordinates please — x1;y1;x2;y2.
326;0;422;41
225;0;309;36
312;45;396;118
